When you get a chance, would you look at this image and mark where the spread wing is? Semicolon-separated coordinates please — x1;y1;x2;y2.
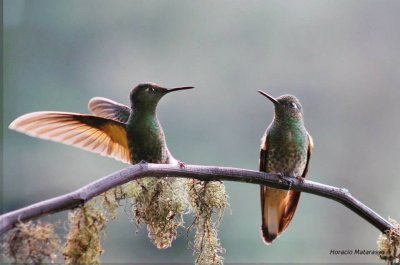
88;97;131;123
9;111;131;164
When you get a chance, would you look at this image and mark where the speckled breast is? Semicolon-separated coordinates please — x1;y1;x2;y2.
267;130;308;177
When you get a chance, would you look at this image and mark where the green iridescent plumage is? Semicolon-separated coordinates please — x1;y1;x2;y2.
8;83;194;249
258;91;313;244
9;83;228;261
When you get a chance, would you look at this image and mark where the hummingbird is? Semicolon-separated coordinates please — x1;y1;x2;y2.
9;83;193;165
258;90;313;244
9;83;194;249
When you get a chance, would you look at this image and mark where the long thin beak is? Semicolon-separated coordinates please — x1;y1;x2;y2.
167;86;194;93
258;90;279;105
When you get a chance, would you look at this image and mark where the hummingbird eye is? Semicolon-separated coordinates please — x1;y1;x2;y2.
290;102;298;109
145;87;156;93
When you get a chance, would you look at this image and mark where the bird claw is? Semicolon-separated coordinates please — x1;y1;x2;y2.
177;160;186;168
276;173;293;190
276;173;287;183
276;172;285;180
296;175;305;183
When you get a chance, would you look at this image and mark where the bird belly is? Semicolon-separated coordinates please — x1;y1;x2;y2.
261;143;307;242
266;142;307;178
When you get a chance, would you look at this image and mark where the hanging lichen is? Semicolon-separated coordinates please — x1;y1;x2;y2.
187;179;229;265
123;177;189;249
62;200;107;264
377;218;400;264
62;186;126;265
101;187;123;220
2;220;60;264
2;176;229;264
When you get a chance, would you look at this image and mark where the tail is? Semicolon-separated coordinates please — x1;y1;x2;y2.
261;225;277;244
260;186;301;244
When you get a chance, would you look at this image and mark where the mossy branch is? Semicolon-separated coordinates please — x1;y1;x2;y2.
0;162;394;235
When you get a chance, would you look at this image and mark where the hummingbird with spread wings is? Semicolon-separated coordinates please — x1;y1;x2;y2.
9;83;193;249
258;90;313;244
9;83;193;165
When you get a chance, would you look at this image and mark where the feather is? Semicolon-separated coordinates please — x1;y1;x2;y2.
9;111;131;164
88;97;131;123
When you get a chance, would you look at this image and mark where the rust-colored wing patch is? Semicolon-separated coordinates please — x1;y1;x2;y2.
9;111;131;164
260;135;277;243
279;190;301;233
302;133;313;178
260;132;314;244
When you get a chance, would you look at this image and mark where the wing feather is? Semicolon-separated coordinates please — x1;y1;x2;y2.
9;111;131;164
279;132;313;233
260;132;313;244
260;134;276;243
88;97;131;123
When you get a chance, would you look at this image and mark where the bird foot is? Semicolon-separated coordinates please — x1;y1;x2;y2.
276;173;292;189
276;172;285;183
296;175;305;183
177;160;186;168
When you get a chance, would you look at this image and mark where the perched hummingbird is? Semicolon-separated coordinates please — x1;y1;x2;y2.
9;83;193;165
258;90;313;244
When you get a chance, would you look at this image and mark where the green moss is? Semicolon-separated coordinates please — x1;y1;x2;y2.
63;201;107;264
377;218;400;264
2;220;60;264
2;177;229;264
124;177;189;249
187;180;228;265
101;188;122;220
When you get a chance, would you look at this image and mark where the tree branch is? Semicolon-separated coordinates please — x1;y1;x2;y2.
0;162;394;235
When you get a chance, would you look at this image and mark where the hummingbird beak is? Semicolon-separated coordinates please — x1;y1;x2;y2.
258;90;279;105
166;86;194;93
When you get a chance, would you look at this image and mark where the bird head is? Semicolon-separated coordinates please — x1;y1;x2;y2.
130;83;194;111
258;90;304;122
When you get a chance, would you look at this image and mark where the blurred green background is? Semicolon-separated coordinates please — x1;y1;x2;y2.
3;0;400;263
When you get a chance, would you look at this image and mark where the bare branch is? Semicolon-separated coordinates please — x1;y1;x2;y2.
0;162;394;235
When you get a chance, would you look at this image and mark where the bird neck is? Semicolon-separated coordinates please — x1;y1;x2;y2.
268;117;307;147
131;102;157;115
273;115;304;129
130;108;158;127
269;117;306;140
